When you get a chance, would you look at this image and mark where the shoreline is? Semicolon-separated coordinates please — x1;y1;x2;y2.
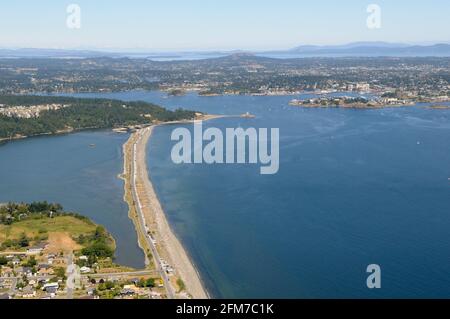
0;126;111;143
0;114;235;143
121;115;226;299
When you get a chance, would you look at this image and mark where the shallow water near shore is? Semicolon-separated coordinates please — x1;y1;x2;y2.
0;130;145;269
8;91;450;297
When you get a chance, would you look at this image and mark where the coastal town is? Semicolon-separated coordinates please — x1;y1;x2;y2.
289;84;449;108
0;103;69;118
0;249;165;299
0;202;169;299
0;55;449;301
0;56;449;101
289;95;416;108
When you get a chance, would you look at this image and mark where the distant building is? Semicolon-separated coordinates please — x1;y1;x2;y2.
27;242;48;255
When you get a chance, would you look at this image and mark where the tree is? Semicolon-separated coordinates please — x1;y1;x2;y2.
18;233;29;247
0;256;7;265
145;278;155;288
105;281;114;290
137;278;145;288
81;242;113;258
97;283;106;291
55;267;66;279
25;256;37;267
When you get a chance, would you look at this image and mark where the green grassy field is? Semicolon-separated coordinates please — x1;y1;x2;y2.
0;216;97;242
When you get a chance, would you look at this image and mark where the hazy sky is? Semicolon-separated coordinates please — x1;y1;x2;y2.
0;0;449;51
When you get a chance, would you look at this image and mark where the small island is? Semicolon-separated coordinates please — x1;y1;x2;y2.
166;89;187;97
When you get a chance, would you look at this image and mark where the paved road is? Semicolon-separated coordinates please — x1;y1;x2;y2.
84;270;157;278
66;253;75;299
0;275;53;280
130;128;176;299
1;270;157;281
8;277;17;295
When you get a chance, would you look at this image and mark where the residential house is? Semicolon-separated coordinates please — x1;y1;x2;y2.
37;264;54;276
26;242;48;255
17;266;33;277
80;266;91;274
38;267;54;276
20;285;36;298
47;254;56;265
11;257;21;266
87;288;96;296
45;286;58;297
42;282;59;296
120;288;135;297
0;266;14;277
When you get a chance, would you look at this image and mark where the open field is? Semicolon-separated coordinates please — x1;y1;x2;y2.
0;215;105;254
0;216;96;242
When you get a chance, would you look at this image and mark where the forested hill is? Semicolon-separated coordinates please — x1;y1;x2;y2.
0;95;197;139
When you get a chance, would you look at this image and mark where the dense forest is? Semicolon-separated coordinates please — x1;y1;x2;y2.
0;95;197;139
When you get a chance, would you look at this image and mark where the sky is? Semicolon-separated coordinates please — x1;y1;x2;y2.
0;0;449;51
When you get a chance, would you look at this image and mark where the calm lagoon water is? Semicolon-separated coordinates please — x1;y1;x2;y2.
5;91;450;298
0;130;145;268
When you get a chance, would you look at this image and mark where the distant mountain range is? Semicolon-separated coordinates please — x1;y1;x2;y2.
280;42;450;56
1;42;450;59
0;48;121;58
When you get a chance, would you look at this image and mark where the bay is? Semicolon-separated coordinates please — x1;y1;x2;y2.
12;91;450;298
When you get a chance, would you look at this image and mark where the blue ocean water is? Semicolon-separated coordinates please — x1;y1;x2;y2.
9;91;450;297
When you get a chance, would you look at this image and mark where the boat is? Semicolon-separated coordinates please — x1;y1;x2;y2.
240;112;256;118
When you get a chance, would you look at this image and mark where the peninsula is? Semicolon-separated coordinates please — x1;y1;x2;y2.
121;116;224;299
0;95;196;142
